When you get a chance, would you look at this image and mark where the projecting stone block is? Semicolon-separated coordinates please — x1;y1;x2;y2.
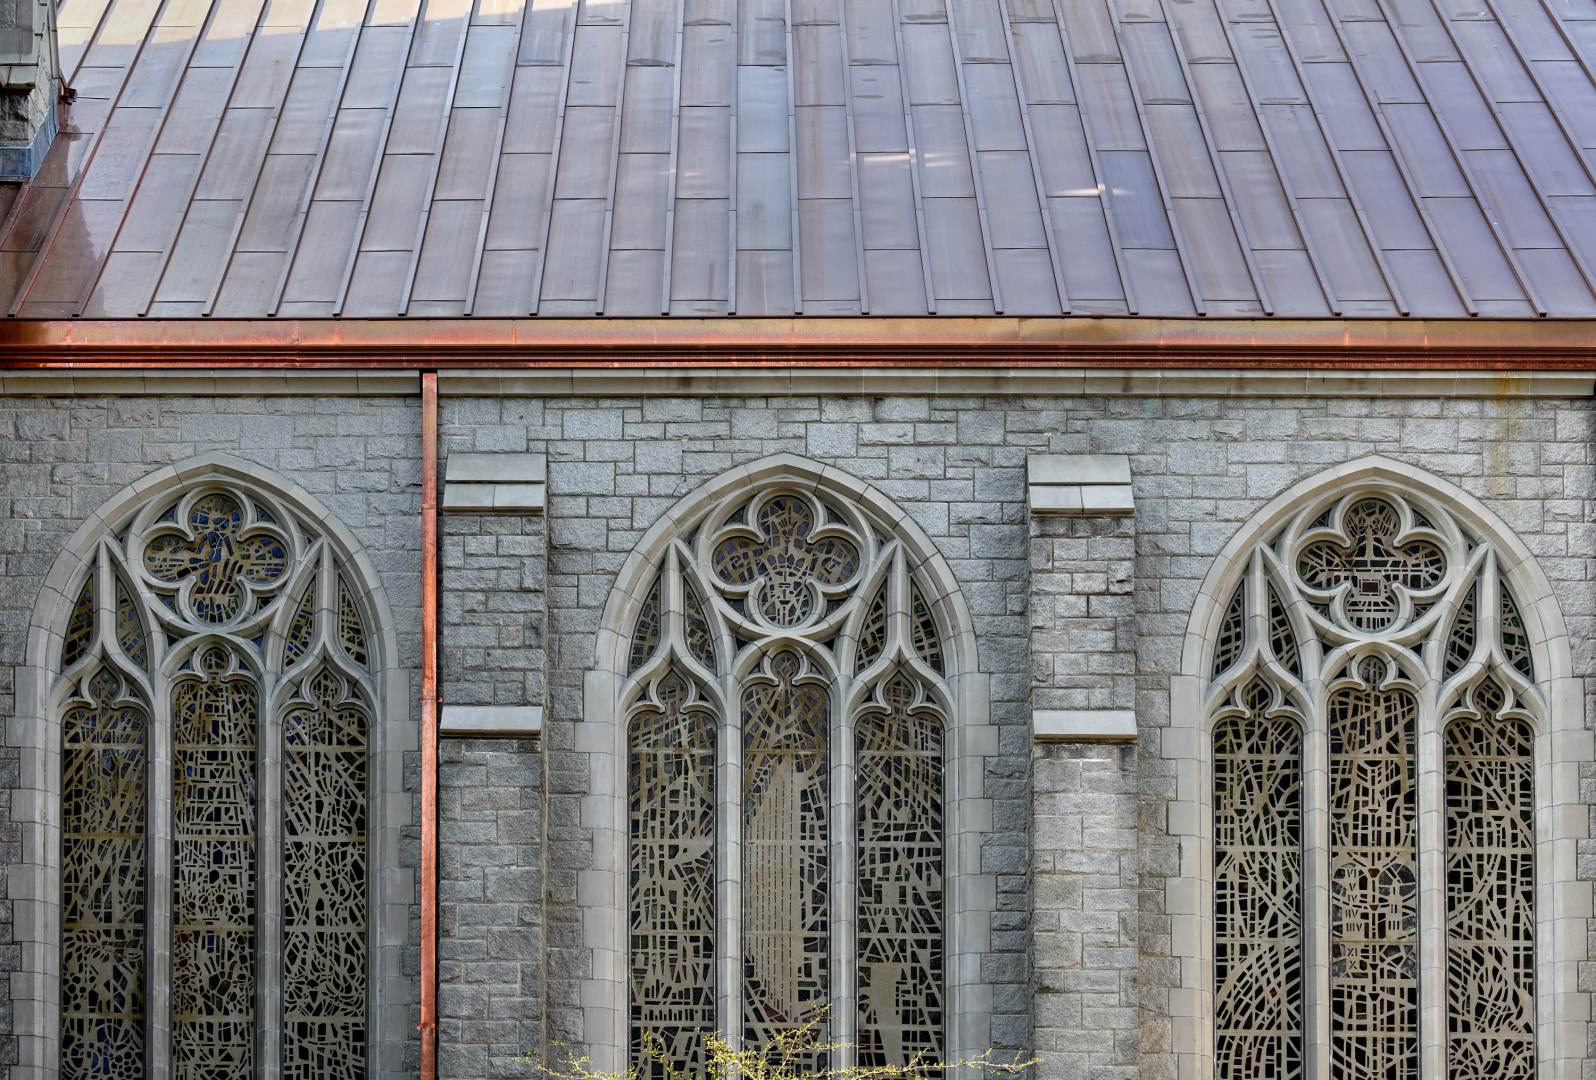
1033;709;1136;743
443;453;547;512
440;705;545;738
1027;454;1134;516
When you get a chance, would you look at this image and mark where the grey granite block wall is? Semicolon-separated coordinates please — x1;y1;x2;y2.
0;389;1593;1079
438;738;544;1080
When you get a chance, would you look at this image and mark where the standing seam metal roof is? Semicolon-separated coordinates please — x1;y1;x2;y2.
4;0;1596;319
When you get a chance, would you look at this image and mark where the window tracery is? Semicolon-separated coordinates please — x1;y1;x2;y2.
53;479;376;1078
621;483;953;1077
1207;486;1544;1080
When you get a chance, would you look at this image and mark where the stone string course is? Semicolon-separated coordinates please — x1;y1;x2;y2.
0;392;1591;1078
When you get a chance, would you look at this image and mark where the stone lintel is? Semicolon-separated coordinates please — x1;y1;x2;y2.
1033;709;1136;743
439;705;544;738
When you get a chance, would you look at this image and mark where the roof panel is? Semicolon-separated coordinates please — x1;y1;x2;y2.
10;0;1596;317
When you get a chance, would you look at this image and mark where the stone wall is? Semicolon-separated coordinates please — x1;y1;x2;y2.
437;505;548;1078
438;738;543;1080
0;388;1593;1079
1031;743;1139;1080
0;394;425;1077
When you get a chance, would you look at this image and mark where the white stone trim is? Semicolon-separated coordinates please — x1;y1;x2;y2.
16;452;415;1080
1032;709;1136;742
1026;454;1134;516
4;368;1591;398
435;368;1596;398
1169;456;1588;1080
582;453;990;1075
439;705;543;737
442;452;547;512
0;371;420;395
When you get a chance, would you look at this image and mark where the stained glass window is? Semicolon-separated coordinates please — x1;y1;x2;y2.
283;669;370;1080
1208;486;1543;1080
1446;682;1534;1079
743;650;831;1068
1328;660;1419;1080
624;486;951;1075
60;669;147;1080
1213;677;1301;1080
629;671;717;1079
172;646;259;1076
56;478;377;1075
857;676;944;1068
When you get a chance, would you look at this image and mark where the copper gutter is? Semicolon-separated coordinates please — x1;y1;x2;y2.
419;371;440;1080
4;316;1596;368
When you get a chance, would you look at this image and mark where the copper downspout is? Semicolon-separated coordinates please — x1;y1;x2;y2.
419;371;440;1080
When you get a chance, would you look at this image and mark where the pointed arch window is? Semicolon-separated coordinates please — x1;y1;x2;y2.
621;486;953;1077
55;481;377;1079
1207;490;1541;1080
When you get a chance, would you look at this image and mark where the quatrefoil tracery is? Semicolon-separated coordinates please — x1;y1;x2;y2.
707;491;865;630
139;490;293;627
1294;496;1450;635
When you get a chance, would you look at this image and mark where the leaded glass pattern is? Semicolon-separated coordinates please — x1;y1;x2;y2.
1212;585;1244;678
1444;585;1477;681
629;578;662;673
61;669;147;1080
1214;679;1302;1080
338;576;368;668
629;671;717;1080
1329;661;1418;1080
909;583;944;674
286;583;315;666
282;668;370;1080
63;574;94;668
172;646;259;1077
743;650;831;1068
1266;586;1298;680
623;484;953;1077
683;580;715;670
857;676;944;1068
55;476;379;1075
1446;681;1534;1079
1206;485;1547;1080
856;584;887;673
1500;585;1533;679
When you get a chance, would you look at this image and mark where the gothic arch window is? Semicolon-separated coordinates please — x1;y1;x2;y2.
620;483;956;1078
1205;486;1545;1080
51;478;379;1079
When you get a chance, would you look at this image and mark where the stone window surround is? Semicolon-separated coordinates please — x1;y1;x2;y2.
13;452;417;1080
581;453;995;1076
1167;456;1590;1080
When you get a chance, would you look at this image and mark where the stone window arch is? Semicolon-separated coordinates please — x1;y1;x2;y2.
18;455;412;1080
1169;458;1587;1080
584;455;990;1078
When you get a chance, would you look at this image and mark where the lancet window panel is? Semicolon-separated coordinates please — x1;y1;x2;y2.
1445;681;1535;1080
51;477;379;1078
619;481;957;1078
1204;485;1546;1080
1213;678;1302;1080
742;650;832;1069
628;671;718;1080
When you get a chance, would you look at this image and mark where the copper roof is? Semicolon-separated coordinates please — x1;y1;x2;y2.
4;0;1596;319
